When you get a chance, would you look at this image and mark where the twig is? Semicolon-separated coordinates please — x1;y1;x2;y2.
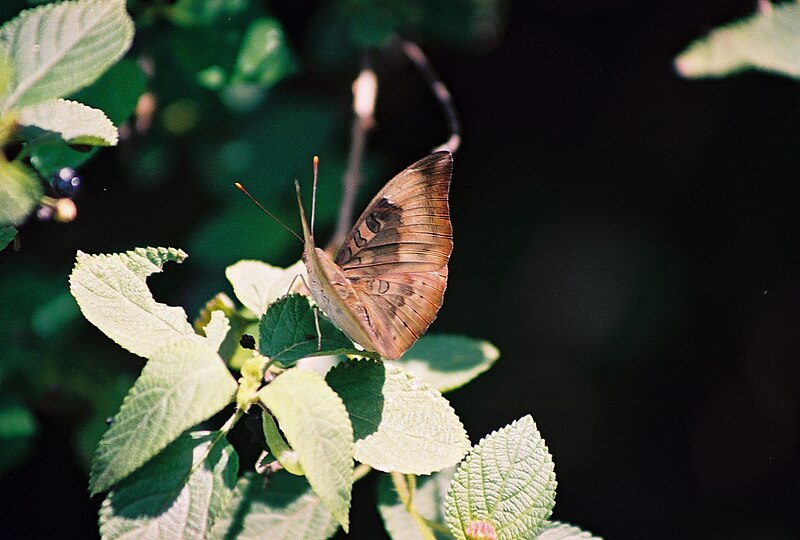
327;56;377;253
399;39;461;154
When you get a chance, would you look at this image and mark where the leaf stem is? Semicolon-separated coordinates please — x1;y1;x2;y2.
390;471;437;540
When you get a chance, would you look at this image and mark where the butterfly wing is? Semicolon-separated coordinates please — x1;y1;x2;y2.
334;151;453;359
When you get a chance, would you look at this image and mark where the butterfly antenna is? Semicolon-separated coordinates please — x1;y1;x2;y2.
311;156;319;236
234;182;303;243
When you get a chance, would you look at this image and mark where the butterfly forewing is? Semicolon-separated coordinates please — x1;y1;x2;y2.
334;151;453;358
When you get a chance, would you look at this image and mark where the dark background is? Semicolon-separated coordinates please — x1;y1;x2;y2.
3;0;800;538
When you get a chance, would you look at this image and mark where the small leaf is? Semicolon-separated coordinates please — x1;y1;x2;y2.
259;293;357;367
0;160;41;226
675;2;800;79
209;471;339;540
326;359;470;475
232;18;296;86
0;400;38;474
0;0;135;110
262;412;304;476
225;259;305;316
90;339;238;494
377;469;455;540
18;98;118;145
0;225;16;251
69;58;146;126
203;310;231;353
29;142;95;179
444;416;557;540
399;334;500;393
258;368;354;531
69;247;214;359
536;522;602;539
99;430;239;540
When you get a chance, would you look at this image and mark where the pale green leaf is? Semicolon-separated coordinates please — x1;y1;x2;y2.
536;522;602;539
0;0;134;110
262;412;304;476
399;334;499;393
0;225;16;251
209;471;339;540
377;469;455;540
445;415;557;540
99;431;239;540
326;359;470;475
203;310;231;353
232;18;296;86
90;339;238;494
225;259;305;316
0;160;41;226
18;98;118;145
258;368;353;531
676;2;800;79
69;247;219;358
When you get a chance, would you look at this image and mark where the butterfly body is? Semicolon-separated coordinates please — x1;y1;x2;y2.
297;151;453;360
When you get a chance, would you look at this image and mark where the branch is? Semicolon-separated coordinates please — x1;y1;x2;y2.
326;57;378;253
399;39;461;154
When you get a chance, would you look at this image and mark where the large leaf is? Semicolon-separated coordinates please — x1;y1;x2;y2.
99;431;239;540
445;416;557;540
209;472;339;540
0;0;134;110
18;98;118;146
90;339;238;494
398;334;499;393
259;293;358;367
69;247;216;359
0;160;41;226
258;368;354;531
676;2;800;79
377;469;455;540
225;259;305;316
326;359;470;475
536;522;602;539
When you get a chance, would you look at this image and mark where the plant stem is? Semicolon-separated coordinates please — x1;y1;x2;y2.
391;471;437;540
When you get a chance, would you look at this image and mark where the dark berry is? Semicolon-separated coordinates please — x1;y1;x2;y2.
240;333;256;349
53;167;81;197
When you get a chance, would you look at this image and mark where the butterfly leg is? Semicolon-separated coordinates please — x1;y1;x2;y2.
312;306;322;351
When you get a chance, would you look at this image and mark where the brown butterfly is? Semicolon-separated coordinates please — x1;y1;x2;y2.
295;151;453;360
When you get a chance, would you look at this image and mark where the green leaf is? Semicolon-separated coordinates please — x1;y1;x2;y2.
29;142;95;178
69;247;216;359
259;293;357;367
444;416;557;540
536;522;602;539
203;310;231;353
399;334;500;393
675;2;800;79
18;98;118;145
209;471;339;540
99;430;239;540
168;0;251;28
0;0;135;110
90;339;238;494
0;400;38;474
0;160;41;226
69;58;146;126
258;368;354;532
225;259;305;316
326;359;470;475
0;225;16;251
232;18;296;86
377;469;455;540
262;412;304;476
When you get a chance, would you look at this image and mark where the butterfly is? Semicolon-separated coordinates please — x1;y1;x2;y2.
295;151;453;360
